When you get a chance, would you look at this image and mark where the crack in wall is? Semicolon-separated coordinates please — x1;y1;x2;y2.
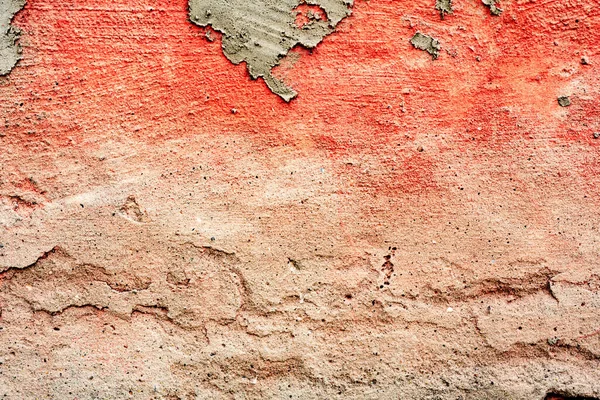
1;243;246;330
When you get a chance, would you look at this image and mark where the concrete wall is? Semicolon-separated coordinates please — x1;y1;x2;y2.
0;0;599;398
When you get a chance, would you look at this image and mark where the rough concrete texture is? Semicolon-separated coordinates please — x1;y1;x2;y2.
188;0;353;101
0;0;26;75
0;0;600;399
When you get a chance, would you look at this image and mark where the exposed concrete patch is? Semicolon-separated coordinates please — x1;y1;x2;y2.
188;0;353;102
0;0;26;75
435;0;452;19
410;32;441;60
558;96;571;107
482;0;503;16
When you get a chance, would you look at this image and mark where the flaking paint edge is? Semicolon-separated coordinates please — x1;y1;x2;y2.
0;0;26;75
188;0;353;102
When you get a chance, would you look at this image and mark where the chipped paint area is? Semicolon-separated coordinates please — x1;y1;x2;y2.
435;0;452;19
188;0;353;101
410;32;441;60
0;0;26;75
482;0;503;16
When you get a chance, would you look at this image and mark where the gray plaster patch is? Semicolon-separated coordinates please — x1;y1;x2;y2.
435;0;452;19
189;0;353;102
410;32;441;60
558;96;571;107
0;0;26;75
482;0;503;16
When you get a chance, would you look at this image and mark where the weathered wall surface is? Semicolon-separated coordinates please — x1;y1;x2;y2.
0;0;599;399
